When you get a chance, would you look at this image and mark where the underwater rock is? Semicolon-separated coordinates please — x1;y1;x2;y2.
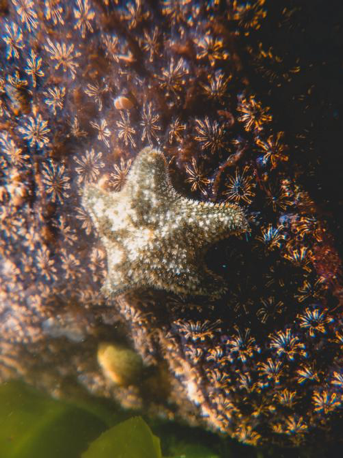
0;0;342;450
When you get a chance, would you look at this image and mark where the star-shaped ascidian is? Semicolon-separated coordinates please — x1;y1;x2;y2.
83;147;249;298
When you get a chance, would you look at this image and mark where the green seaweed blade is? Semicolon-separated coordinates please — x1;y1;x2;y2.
82;416;162;458
0;382;107;458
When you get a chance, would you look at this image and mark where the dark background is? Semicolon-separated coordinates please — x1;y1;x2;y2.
239;0;343;261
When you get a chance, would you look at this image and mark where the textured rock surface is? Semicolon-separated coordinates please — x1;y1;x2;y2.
0;0;342;450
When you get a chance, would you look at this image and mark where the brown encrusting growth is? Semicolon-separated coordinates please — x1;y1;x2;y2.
0;0;342;450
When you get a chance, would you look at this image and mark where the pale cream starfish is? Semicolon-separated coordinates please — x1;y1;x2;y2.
82;147;249;298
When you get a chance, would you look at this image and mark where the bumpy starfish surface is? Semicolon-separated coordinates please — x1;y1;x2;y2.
83;147;249;298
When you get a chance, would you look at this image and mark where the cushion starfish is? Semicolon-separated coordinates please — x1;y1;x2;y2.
83;147;249;298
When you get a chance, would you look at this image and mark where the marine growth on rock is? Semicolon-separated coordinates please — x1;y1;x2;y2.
0;0;342;450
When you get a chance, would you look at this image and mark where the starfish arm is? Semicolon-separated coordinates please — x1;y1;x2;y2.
125;147;176;199
143;263;228;298
101;274;132;297
82;184;110;230
102;246;139;297
194;267;229;298
176;200;249;247
83;184;133;237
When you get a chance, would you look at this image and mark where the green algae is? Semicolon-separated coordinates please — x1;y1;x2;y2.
0;382;107;458
0;382;223;458
82;416;162;458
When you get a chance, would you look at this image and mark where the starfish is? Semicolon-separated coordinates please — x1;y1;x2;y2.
82;147;249;298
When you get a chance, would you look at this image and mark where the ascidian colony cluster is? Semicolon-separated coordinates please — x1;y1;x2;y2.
0;0;342;452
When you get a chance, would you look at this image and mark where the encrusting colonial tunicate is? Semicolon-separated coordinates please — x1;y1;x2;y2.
0;0;342;453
